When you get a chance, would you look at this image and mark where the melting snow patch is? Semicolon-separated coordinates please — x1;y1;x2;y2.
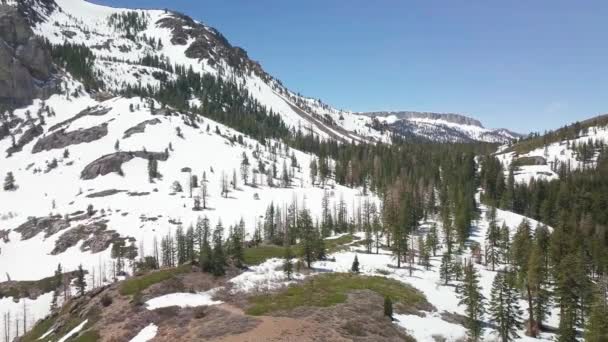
38;328;54;340
229;258;304;293
394;313;467;342
130;323;158;342
145;289;223;310
57;319;88;342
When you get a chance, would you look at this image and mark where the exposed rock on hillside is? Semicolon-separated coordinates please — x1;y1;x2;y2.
0;5;57;111
14;215;70;240
5;123;43;154
123;118;161;138
32;123;109;153
48;106;111;131
80;151;169;180
51;220;129;255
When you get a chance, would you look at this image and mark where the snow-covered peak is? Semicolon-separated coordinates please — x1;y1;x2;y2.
14;0;517;145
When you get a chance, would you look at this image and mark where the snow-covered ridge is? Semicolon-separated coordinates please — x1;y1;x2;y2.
496;123;608;183
14;0;515;144
371;114;520;143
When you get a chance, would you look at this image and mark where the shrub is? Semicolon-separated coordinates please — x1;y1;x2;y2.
100;293;113;307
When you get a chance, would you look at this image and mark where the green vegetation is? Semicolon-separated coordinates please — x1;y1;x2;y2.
244;234;357;266
19;315;56;342
72;330;100;342
0;272;69;299
48;43;101;91
504;114;608;155
246;273;427;316
119;265;190;295
244;245;299;265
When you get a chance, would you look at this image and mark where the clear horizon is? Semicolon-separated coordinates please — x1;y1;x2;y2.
91;0;608;134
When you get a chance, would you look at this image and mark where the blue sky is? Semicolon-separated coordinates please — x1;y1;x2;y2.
91;0;608;133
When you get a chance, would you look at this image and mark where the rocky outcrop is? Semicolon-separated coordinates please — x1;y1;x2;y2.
0;5;57;111
48;106;111;131
80;151;168;180
86;189;126;198
6;124;43;155
32;123;108;153
157;13;269;81
51;220;127;255
123;118;161;138
14;215;70;240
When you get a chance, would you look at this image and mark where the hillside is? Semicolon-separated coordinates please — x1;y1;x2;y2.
363;111;521;143
495;114;608;183
1;1;606;342
6;0;513;145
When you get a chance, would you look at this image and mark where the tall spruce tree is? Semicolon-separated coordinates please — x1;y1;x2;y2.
458;262;485;341
585;278;608;342
298;208;316;268
75;265;86;296
211;221;226;276
489;271;523;342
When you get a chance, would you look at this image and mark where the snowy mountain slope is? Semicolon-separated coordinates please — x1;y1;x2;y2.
0;76;373;282
15;0;516;145
20;0;380;144
364;111;522;143
496;118;608;183
0;72;377;340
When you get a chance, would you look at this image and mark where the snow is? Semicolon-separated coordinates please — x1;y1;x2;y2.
39;327;55;340
394;313;467;342
229;258;305;293
129;323;158;342
57;319;88;342
496;124;608;183
145;288;222;309
0;293;54;342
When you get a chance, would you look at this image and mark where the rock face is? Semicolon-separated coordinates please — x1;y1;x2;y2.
0;5;57;111
80;151;169;180
14;215;70;240
123;118;161;138
6;123;43;155
32;123;109;153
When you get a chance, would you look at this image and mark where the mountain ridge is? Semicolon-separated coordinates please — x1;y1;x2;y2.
13;0;517;144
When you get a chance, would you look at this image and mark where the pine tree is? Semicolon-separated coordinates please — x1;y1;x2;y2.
458;263;485;341
283;247;294;280
211;222;225;276
298;208;316;268
527;242;551;332
351;255;360;273
384;296;393;320
229;220;245;268
310;158;317;186
198;217;213;272
427;223;439;256
486;207;501;271
147;156;158;182
585;279;608;342
440;254;452;285
3;172;16;191
75;265;86;296
499;222;511;265
489;271;522;342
